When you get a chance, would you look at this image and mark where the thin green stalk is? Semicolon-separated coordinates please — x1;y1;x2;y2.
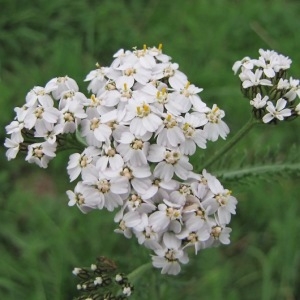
202;116;259;170
56;132;87;153
127;262;152;284
215;163;300;181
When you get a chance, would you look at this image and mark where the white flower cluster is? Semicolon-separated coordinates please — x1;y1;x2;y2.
4;45;236;275
233;49;300;123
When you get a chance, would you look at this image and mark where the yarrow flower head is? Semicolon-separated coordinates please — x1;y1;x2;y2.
4;44;236;275
233;48;299;124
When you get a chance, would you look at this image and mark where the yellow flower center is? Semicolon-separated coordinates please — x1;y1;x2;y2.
33;147;44;158
90;118;100;130
165;249;177;262
64;112;75;122
97;179;110;193
120;167;133;179
211;226;222;239
80;155;89;167
165;150;180;164
136;103;151;117
34;107;44;119
76;193;85;205
156;88;168;104
166;207;181;220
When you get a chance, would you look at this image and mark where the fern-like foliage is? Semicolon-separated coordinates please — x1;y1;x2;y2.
208;144;300;186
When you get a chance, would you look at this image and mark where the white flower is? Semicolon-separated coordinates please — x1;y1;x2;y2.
116;59;152;85
201;171;237;225
60;101;87;133
25;141;57;168
24;104;60;131
123;285;133;297
58;90;87;110
167;81;206;113
262;98;292;123
116;131;150;167
169;183;191;206
232;56;254;74
133;45;157;69
47;76;79;100
275;53;292;72
5;120;24;141
117;164;152;195
66;181;93;213
148;199;182;233
115;76;135;104
34;123;63;144
176;225;210;254
114;211;142;238
153;62;187;88
203;105;229;141
84;65;110;94
277;78;290;90
124;99;163;136
204;222;232;247
25;86;55;107
94;277;103;286
67;146;100;181
258;49;277;61
140;176;179;200
148;144;193;181
125;193;156;214
180;113;207;155
284;77;300;101
111;48;132;68
96;144;124;171
156;113;185;148
132;214;161;250
4;134;23;160
258;49;292;72
152;232;189;275
14;105;30;122
80;109;112;147
250;93;268;109
82;169;129;211
239;69;272;89
254;56;277;78
138;83;170;113
148;44;171;63
182;196;211;231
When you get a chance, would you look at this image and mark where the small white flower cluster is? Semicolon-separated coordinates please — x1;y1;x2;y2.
72;256;134;299
4;76;85;165
4;45;236;275
233;49;300;123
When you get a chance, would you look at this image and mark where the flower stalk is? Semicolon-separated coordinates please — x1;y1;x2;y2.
127;262;153;284
202;116;259;170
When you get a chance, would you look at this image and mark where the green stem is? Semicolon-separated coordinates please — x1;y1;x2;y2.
215;163;300;181
56;132;87;153
202;116;259;170
127;262;152;284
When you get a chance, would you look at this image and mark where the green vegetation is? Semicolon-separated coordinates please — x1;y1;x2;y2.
1;0;299;299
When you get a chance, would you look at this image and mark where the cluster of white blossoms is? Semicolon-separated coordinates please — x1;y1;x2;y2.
233;48;300;123
4;45;237;275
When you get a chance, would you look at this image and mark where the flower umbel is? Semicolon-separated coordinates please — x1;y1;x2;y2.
5;45;236;276
233;48;299;124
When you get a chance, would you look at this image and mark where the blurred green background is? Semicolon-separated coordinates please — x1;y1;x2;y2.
1;0;300;299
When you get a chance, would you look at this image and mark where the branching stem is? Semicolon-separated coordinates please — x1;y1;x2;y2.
203;116;260;170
